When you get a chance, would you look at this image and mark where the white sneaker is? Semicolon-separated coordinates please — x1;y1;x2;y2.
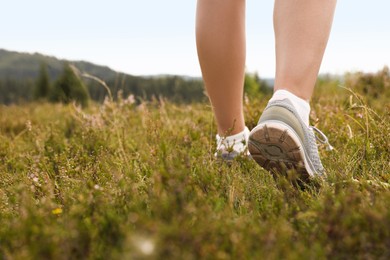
248;99;333;180
215;127;250;161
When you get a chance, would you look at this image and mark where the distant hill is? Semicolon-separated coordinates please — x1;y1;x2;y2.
0;49;119;81
0;49;208;104
0;49;274;105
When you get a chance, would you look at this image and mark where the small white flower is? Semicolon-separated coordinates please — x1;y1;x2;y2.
125;94;135;105
138;239;155;255
131;236;155;256
26;120;32;131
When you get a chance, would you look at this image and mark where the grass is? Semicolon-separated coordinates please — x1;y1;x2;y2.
0;82;389;259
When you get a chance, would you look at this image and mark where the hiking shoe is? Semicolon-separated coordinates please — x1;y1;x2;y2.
248;99;332;179
215;127;250;161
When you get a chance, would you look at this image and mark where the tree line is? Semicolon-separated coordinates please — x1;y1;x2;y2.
0;62;272;105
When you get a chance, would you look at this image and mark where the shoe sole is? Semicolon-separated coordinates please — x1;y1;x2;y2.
248;121;314;180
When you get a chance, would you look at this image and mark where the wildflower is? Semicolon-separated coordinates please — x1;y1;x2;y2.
94;184;101;190
124;94;135;105
52;208;63;215
26;120;32;131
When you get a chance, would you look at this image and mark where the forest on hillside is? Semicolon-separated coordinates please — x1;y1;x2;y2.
0;49;272;105
0;49;389;107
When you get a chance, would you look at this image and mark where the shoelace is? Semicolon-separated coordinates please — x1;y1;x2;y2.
310;126;334;151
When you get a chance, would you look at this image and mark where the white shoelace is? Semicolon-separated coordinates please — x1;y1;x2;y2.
311;126;334;151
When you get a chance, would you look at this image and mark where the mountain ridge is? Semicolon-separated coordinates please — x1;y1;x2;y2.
0;48;122;81
0;48;208;104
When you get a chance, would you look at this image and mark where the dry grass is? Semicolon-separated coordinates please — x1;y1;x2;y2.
0;77;389;259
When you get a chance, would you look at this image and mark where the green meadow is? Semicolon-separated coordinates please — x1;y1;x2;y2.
0;70;389;259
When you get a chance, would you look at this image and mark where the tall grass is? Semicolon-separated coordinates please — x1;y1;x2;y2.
0;77;389;259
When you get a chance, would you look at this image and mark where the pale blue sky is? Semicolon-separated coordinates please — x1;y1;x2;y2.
1;0;389;77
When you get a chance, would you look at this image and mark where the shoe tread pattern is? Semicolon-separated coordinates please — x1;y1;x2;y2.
248;123;310;180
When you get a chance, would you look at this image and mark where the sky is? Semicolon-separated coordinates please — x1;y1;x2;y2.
1;0;389;78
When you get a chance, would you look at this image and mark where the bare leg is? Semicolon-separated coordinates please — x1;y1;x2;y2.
274;0;337;100
248;0;337;176
196;0;246;136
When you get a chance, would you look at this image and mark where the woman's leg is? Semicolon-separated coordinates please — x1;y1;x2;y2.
273;0;337;100
196;0;246;136
248;0;337;177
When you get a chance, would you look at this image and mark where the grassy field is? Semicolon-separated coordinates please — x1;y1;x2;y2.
0;79;389;259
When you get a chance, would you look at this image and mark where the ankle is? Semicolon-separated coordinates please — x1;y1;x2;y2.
269;89;311;126
217;123;246;137
216;126;250;152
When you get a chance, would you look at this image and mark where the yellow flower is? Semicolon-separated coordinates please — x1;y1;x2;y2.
52;208;63;215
